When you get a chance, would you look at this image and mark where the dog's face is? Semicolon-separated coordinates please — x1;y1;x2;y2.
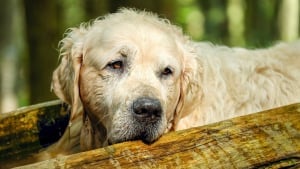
52;9;199;150
79;19;183;145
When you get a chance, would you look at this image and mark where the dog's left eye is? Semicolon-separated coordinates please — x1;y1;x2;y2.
161;67;173;76
107;60;123;70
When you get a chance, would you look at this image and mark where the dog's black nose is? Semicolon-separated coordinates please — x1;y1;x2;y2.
132;97;162;118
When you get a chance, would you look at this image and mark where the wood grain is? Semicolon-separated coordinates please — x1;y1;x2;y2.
15;103;300;169
0;100;69;168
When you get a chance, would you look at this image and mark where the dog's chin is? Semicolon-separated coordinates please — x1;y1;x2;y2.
108;124;164;145
108;133;160;146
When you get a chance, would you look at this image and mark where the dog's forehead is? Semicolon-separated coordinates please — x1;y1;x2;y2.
87;21;180;54
88;18;176;47
82;16;184;71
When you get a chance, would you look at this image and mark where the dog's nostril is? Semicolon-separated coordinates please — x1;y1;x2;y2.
132;97;162;118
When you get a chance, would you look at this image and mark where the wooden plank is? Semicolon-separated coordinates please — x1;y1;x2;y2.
16;103;300;169
0;100;69;168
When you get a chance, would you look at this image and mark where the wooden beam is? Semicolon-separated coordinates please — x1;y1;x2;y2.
16;103;300;168
0;100;69;168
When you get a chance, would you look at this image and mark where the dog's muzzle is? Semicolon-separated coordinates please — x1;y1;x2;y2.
108;97;164;145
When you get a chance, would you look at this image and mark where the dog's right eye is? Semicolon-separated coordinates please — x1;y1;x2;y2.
107;60;123;70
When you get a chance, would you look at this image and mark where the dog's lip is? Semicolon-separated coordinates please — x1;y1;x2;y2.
108;131;159;145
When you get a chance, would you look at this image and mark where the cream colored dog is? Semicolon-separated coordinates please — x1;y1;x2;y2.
48;8;300;157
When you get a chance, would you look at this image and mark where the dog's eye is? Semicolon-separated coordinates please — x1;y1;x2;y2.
161;67;173;76
107;60;123;70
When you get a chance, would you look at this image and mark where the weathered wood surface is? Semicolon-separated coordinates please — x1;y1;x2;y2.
0;100;69;168
15;103;300;169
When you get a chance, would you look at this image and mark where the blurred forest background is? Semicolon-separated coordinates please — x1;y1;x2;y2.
0;0;299;113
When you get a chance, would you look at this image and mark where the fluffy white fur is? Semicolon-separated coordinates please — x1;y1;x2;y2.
177;42;300;129
41;8;300;159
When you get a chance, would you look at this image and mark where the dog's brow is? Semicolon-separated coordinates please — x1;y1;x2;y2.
119;45;136;57
92;45;133;70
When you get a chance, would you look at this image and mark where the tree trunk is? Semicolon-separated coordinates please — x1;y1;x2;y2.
227;0;245;46
244;0;280;47
0;100;69;169
278;0;299;41
3;102;298;169
84;0;109;20
23;0;62;104
0;0;28;113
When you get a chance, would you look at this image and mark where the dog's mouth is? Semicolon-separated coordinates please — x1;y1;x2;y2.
108;125;162;145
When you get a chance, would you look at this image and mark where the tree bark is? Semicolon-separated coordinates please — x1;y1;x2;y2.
3;102;298;169
0;100;69;169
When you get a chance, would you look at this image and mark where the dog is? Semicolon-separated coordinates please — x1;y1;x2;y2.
47;8;300;157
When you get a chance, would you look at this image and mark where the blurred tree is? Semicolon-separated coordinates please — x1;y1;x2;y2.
176;0;205;41
61;0;86;29
84;0;109;19
109;0;176;20
226;0;245;46
198;0;228;43
24;0;62;104
245;0;280;47
0;0;28;113
278;0;299;41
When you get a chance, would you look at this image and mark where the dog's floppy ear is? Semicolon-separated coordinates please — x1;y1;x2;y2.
52;26;88;121
172;41;202;129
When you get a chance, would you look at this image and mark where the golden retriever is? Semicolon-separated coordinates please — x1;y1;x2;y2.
48;8;300;157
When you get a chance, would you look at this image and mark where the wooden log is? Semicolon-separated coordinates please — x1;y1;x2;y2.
0;100;69;168
15;103;300;169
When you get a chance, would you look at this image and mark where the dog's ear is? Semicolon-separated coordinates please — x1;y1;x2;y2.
172;41;202;129
52;27;88;121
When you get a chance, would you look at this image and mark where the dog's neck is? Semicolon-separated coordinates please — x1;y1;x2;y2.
80;110;108;150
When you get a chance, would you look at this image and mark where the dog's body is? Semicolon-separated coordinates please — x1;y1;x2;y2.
177;42;300;129
44;9;300;158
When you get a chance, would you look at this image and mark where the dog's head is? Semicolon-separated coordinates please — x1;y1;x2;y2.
52;9;201;150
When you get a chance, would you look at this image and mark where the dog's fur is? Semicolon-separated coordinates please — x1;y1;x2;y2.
46;8;300;158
